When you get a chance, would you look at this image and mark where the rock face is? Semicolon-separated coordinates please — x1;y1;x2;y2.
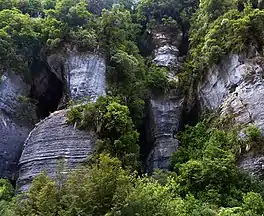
145;91;184;172
152;27;184;81
17;110;97;191
0;72;36;180
145;27;185;172
198;53;264;178
65;52;106;101
18;51;107;190
47;51;107;102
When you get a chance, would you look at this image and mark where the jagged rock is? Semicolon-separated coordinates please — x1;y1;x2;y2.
17;110;97;191
145;91;184;172
0;72;36;180
198;53;264;178
198;54;250;110
152;27;184;80
153;44;180;68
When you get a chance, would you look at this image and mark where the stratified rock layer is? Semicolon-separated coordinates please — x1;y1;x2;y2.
0;72;35;180
17;110;96;191
146;91;184;172
18;52;107;190
198;52;264;178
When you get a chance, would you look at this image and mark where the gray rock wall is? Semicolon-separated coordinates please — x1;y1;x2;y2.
152;27;184;81
17;110;96;191
145;28;185;172
65;52;106;102
146;92;184;172
18;51;107;190
0;72;36;180
198;53;264;178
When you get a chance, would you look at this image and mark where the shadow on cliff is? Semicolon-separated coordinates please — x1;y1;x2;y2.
29;60;65;119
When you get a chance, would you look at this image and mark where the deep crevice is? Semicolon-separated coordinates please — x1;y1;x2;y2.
30;60;64;119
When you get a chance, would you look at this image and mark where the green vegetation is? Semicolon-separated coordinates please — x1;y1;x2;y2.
0;179;14;215
188;0;264;75
2;0;264;215
171;121;264;207
67;96;140;169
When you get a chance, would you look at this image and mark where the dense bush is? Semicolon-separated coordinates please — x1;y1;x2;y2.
146;65;169;91
67;96;140;169
188;1;264;74
171;121;264;207
0;179;14;215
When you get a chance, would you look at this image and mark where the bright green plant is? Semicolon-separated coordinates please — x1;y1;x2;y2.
67;96;140;168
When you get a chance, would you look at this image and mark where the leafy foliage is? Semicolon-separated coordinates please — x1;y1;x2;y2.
171;121;264;207
2;0;264;215
67;96;140;169
0;179;14;215
188;1;264;74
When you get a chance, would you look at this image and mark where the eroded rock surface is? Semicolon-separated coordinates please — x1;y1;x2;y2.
17;110;96;191
65;52;106;101
145;27;185;172
145;91;184;172
152;27;184;81
0;72;36;180
18;51;107;190
198;53;264;178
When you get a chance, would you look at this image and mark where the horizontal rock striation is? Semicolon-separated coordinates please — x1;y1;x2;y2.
17;110;97;191
18;51;107;190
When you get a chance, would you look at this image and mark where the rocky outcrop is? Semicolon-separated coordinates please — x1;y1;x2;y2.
0;72;36;180
198;52;264;178
66;52;106;101
47;50;106;102
144;27;185;172
17;110;96;191
18;51;107;190
152;27;184;81
145;91;184;172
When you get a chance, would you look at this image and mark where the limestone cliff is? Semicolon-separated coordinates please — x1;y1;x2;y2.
145;27;185;172
0;72;36;180
17;110;97;191
145;92;184;172
198;51;264;178
17;51;107;190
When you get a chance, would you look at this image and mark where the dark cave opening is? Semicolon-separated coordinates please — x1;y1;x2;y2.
30;61;64;119
138;100;156;171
